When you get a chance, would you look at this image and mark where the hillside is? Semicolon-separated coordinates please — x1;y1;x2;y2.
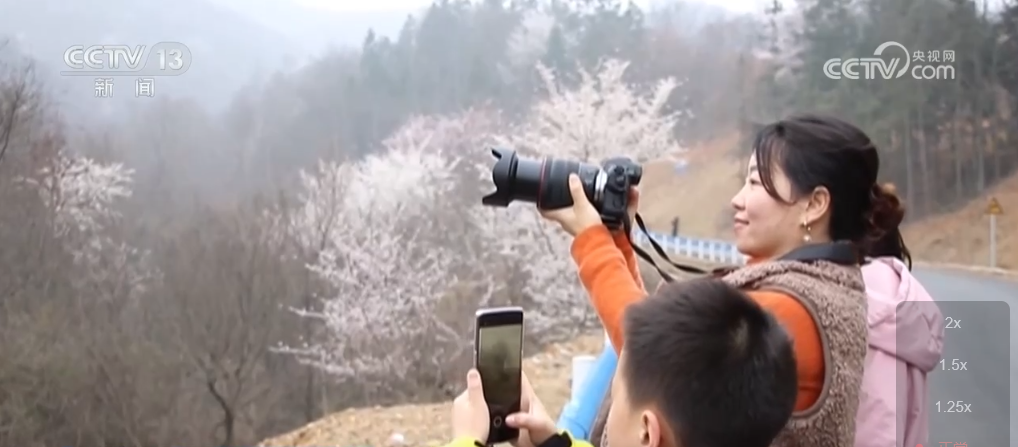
636;133;743;239
211;0;416;52
905;174;1018;269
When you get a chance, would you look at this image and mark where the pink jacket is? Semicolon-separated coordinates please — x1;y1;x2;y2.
856;257;944;447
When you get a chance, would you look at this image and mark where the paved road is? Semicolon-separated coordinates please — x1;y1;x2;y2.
914;267;1016;447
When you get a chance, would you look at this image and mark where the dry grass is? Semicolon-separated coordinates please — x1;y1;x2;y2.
904;174;1018;269
636;133;744;239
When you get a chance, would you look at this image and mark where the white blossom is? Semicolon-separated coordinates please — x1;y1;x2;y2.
482;60;692;335
499;59;687;163
18;151;154;301
22;151;133;236
277;116;468;379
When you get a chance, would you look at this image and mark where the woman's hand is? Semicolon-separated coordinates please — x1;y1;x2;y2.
540;174;642;236
540;174;603;236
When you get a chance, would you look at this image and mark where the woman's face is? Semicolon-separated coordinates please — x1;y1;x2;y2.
730;154;806;260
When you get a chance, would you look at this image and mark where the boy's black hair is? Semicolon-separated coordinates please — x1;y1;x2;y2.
621;278;797;447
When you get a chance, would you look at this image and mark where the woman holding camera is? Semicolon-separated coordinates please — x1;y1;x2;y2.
542;114;902;447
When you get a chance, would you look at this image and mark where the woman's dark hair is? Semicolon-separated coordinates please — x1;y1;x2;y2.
866;183;912;267
752;114;910;267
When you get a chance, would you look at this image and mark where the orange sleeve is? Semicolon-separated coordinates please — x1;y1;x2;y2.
611;230;646;290
746;290;825;411
571;226;647;353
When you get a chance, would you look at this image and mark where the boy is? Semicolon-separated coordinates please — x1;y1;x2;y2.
448;278;798;447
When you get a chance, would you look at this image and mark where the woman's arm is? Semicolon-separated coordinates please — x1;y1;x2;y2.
611;230;645;290
571;226;647;353
748;290;824;411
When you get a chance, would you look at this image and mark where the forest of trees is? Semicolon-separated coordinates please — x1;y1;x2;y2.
1;0;1016;446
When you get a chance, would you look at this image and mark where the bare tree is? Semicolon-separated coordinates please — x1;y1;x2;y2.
0;47;38;170
153;206;300;447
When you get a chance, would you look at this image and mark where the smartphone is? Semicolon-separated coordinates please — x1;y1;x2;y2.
474;306;524;444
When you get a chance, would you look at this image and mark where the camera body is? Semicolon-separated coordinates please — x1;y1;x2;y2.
588;157;642;229
481;148;642;230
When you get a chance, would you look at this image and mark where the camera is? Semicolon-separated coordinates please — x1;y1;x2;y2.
480;147;642;230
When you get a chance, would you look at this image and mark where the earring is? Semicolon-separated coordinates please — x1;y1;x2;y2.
801;220;812;243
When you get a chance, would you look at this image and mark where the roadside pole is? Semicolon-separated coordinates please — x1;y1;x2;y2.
986;197;1003;268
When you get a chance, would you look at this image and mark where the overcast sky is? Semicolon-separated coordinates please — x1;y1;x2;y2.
293;0;771;13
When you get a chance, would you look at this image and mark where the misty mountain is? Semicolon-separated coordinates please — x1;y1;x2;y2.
647;0;733;32
211;0;741;54
211;0;418;53
0;0;751;123
0;0;312;116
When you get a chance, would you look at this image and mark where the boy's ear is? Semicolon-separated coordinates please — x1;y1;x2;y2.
639;409;665;447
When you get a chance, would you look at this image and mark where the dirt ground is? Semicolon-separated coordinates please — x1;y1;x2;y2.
261;133;1018;447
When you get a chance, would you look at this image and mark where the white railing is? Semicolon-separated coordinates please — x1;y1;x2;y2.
629;230;747;266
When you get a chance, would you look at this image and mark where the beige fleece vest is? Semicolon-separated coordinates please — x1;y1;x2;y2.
590;260;867;447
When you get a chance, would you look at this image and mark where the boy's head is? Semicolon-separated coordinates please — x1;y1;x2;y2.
605;278;797;447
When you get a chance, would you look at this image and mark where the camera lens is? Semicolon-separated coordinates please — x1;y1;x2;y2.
539;158;583;209
481;147;543;207
481;147;600;210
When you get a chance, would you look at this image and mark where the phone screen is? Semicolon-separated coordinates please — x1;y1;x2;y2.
477;323;523;412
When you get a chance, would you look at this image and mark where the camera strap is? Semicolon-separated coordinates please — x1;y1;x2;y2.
624;215;859;283
624;213;707;283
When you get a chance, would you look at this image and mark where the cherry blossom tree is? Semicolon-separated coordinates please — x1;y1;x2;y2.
480;59;692;337
277;115;476;382
497;58;687;163
281;94;683;382
432;108;601;338
467;202;593;337
24;151;133;236
18;150;155;301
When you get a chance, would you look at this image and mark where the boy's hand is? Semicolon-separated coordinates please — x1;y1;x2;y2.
509;372;555;447
506;411;556;446
451;370;490;443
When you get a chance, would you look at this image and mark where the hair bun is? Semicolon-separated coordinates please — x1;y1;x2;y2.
865;183;905;242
